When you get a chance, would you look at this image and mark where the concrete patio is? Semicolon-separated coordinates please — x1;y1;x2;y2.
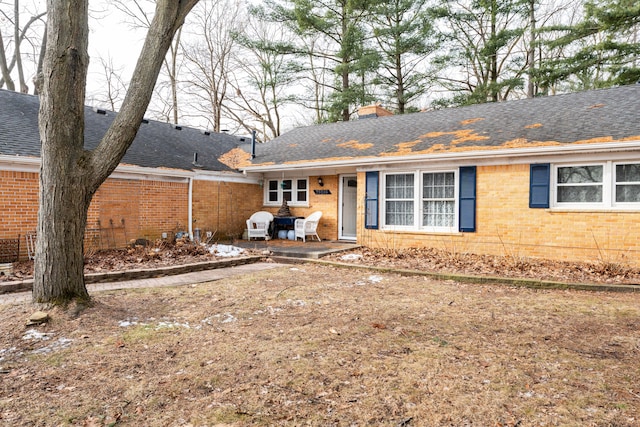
233;238;360;259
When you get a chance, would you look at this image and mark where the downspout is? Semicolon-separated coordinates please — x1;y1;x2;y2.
188;177;194;240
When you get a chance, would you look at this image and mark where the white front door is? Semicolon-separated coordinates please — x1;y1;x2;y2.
339;175;357;240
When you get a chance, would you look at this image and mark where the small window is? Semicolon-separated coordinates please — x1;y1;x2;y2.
282;179;292;202
385;173;414;226
556;165;603;203
615;163;640;203
268;180;278;203
422;172;455;228
297;180;307;202
552;161;640;209
264;178;309;205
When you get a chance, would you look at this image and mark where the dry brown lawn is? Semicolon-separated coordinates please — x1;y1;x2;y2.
1;263;639;426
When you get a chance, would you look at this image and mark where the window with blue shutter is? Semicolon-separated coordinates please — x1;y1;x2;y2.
458;166;476;232
529;163;550;208
365;171;379;229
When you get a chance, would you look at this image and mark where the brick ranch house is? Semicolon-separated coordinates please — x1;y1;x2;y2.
3;85;640;266
0;89;262;260
241;84;640;267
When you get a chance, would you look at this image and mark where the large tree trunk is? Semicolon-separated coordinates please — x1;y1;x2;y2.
33;171;93;302
34;0;90;303
34;0;199;304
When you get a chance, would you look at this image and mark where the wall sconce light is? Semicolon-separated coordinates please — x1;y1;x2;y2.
317;177;324;187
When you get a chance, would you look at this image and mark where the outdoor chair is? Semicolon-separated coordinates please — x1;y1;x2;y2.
246;211;274;240
294;211;322;242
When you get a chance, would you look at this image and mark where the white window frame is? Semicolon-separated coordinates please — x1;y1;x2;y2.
381;169;458;233
613;162;640;208
383;172;416;229
552;161;640;209
421;170;457;232
263;178;309;207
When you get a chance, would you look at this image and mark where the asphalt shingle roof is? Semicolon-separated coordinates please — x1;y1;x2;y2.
0;89;244;172
251;85;640;166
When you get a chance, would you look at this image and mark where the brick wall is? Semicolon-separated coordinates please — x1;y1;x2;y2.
192;180;263;240
88;179;190;250
356;167;640;267
0;171;39;259
0;169;262;259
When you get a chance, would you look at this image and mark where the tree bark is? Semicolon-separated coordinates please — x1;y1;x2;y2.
34;0;199;304
34;0;91;303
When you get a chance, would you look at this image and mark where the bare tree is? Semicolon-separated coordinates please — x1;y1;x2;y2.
182;0;237;132
224;18;300;140
34;0;199;304
109;0;184;124
0;0;46;92
87;55;128;111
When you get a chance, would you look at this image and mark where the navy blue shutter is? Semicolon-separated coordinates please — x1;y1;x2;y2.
365;172;379;229
459;166;476;232
529;163;550;208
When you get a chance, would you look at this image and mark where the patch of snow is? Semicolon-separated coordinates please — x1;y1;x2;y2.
156;321;191;330
267;306;282;315
23;329;52;341
340;254;363;261
368;275;383;283
287;299;306;307
118;320;139;327
0;346;17;362
212;313;237;323
209;244;244;257
32;337;73;355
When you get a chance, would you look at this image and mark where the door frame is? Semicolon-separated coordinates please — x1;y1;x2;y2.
338;174;358;241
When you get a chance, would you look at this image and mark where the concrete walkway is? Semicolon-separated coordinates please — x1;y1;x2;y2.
0;262;287;305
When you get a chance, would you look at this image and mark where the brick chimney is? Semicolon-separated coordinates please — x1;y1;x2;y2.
358;103;393;119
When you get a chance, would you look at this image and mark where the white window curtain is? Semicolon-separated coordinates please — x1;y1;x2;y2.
385;173;414;226
422;172;455;228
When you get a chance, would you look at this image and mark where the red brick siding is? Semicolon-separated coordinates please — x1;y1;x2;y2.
1;170;261;259
0;171;39;258
192;180;264;240
88;179;189;249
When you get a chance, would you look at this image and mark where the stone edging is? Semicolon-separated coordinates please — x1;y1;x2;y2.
271;256;640;293
0;256;265;295
3;254;639;296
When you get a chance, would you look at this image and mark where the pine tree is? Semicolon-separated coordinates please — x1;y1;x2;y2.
430;0;530;106
369;0;439;113
535;0;640;91
260;0;380;122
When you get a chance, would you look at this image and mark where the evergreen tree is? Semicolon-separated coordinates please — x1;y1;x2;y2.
430;0;530;106
260;0;380;122
369;0;439;113
535;0;640;91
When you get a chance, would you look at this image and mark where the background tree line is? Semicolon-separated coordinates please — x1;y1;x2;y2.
1;0;639;142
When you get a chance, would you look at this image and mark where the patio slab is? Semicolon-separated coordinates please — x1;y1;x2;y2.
233;239;359;259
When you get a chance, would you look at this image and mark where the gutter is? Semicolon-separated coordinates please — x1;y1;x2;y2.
240;140;640;173
0;155;259;184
